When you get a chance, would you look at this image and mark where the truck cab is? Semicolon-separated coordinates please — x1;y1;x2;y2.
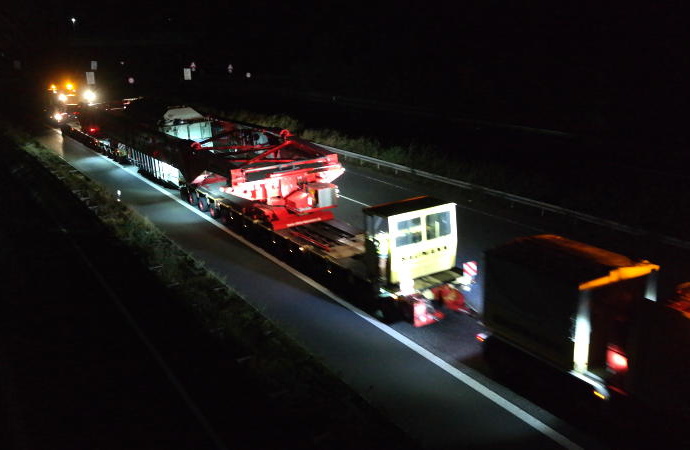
482;234;659;399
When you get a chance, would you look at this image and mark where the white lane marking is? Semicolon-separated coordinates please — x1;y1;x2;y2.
339;195;370;207
75;147;580;450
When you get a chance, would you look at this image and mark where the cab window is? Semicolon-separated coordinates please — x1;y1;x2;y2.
425;211;451;240
395;217;422;247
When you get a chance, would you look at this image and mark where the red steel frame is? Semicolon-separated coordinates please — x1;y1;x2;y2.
190;130;345;230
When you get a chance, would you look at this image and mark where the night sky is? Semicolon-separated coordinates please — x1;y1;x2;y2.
3;1;689;139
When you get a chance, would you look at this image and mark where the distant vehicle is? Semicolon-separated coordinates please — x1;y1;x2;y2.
44;80;97;124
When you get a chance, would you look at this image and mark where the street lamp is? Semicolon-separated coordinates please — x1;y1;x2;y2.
70;17;76;32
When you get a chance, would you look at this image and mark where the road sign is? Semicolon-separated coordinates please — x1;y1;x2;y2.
463;261;478;277
90;60;98;70
227;64;234;74
183;68;192;80
190;61;196;72
86;71;95;85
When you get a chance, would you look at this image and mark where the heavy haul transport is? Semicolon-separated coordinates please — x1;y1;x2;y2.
60;98;690;417
481;234;690;412
68;99;474;327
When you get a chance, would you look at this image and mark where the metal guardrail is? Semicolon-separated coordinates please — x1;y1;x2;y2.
319;144;690;251
63;116;690;251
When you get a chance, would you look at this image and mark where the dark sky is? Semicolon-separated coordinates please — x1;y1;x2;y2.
3;1;689;136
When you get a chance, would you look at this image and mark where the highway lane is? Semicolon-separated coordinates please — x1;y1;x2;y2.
335;166;548;313
336;155;690;302
34;127;602;449
334;149;690;446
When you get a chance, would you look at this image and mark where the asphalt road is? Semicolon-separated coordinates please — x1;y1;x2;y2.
31;125;608;449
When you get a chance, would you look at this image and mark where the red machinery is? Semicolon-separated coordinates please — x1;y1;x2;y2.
188;128;344;229
79;102;344;230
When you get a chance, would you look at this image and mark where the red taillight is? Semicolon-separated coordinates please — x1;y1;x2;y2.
408;296;444;327
413;302;428;322
89;127;97;133
606;346;628;372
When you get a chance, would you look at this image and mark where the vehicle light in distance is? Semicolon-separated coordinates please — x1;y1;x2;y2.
83;89;96;103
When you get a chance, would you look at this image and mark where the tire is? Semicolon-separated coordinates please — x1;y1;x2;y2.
209;204;221;220
180;187;189;201
188;190;198;206
380;298;402;324
197;196;209;212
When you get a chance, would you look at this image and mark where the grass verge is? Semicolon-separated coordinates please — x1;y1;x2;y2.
1;122;418;449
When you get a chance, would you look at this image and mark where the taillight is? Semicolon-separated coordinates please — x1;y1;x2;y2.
408;295;444;327
606;345;628;373
413;302;428;322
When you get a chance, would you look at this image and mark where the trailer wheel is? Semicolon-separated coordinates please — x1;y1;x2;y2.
197;196;209;212
217;208;229;224
180;187;189;201
209;204;220;219
380;298;402;324
188;190;199;206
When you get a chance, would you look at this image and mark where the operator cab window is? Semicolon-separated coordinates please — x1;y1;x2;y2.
395;217;423;247
425;211;451;240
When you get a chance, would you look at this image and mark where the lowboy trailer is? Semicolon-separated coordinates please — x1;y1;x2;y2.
66;98;473;326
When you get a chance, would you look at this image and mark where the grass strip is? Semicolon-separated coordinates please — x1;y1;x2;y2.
2;123;418;449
